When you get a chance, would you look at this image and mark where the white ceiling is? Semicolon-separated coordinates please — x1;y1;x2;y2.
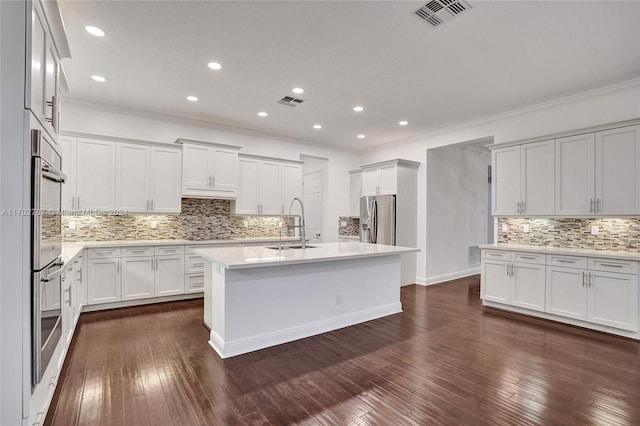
58;1;640;150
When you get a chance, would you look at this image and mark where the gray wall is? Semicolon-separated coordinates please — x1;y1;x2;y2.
426;144;491;283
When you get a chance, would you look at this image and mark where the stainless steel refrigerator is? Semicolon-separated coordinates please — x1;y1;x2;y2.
360;195;396;245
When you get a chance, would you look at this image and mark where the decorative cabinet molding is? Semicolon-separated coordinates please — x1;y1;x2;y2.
177;139;242;199
481;247;639;337
234;154;303;216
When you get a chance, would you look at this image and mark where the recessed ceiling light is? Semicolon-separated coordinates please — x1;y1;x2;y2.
357;134;365;139
399;120;408;126
258;112;268;117
313;124;322;129
353;106;364;112
85;26;105;37
292;87;304;94
187;96;198;102
91;75;106;82
208;62;222;70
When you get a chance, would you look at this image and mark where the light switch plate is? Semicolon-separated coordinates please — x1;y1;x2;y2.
501;224;508;233
340;220;347;227
150;220;157;229
243;220;249;228
68;220;76;230
591;225;599;235
523;224;530;233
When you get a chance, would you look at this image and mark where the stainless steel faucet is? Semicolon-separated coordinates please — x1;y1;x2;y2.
287;197;306;249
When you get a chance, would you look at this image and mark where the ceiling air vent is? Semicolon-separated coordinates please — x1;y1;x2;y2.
415;0;472;28
278;96;306;107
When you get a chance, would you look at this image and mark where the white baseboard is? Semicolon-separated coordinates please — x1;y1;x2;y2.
209;302;402;358
417;268;481;286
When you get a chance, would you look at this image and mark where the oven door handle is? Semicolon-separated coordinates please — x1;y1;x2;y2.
42;164;66;184
41;260;65;282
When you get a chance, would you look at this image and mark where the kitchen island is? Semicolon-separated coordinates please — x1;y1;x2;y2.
194;241;420;358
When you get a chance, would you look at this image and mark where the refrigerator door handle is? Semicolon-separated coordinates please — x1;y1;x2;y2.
371;200;378;244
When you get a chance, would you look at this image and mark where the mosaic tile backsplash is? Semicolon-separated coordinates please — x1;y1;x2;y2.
338;216;360;236
498;218;640;252
62;198;295;242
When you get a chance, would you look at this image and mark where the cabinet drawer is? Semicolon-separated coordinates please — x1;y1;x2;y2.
185;274;204;293
185;255;206;274
547;255;588;269
482;250;511;261
87;247;121;259
154;245;184;256
589;258;638;275
122;246;154;257
513;252;545;265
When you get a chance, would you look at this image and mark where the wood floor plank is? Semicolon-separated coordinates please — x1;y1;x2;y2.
46;277;640;426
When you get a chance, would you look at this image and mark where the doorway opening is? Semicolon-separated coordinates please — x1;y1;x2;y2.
300;155;328;243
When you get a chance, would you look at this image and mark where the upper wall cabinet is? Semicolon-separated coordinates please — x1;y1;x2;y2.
234;154;303;216
361;159;419;197
116;143;182;213
555;125;640;216
177;139;241;199
76;138;117;210
492;140;554;216
27;1;71;142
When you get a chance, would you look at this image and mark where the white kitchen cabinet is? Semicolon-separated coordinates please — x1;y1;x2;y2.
76;138;116;210
155;255;185;297
61;264;74;345
179;139;241;199
510;262;546;312
349;170;362;216
492;140;554;216
116;143;181;213
235;154;303;215
87;258;121;305
594;125;640;215
545;266;587;320
555;124;640;216
588;270;638;331
59;136;77;211
362;163;397;196
121;256;155;300
481;259;511;304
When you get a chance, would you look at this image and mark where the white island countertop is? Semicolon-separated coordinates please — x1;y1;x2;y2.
194;241;420;270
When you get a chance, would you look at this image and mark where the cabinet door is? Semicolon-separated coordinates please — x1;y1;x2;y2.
116;143;150;212
281;164;302;215
61;271;74;344
30;7;47;119
155;256;185;297
44;42;59;136
588;271;638;331
212;148;238;190
481;260;510;304
378;164;397;195
511;263;545;312
520;140;554;215
182;144;212;190
185;275;205;294
150;147;181;213
554;133;595;215
259;161;282;215
545;266;587;320
492;146;520;215
361;168;379;196
76;138;116;210
87;258;121;305
236;157;260;214
595;125;640;215
121;257;154;300
59;136;77;211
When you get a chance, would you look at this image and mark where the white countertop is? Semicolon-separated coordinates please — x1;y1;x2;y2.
480;243;640;261
194;242;420;270
60;237;302;265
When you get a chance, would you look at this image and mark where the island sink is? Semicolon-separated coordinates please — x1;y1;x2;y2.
265;245;317;250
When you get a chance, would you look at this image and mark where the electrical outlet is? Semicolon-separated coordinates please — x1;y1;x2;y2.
279;221;283;228
243;220;249;228
523;224;530;233
68;220;76;230
340;220;347;227
150;220;157;229
501;223;508;233
591;225;599;235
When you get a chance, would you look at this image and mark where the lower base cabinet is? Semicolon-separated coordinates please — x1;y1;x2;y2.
87;258;122;305
122;256;155;300
483;248;640;335
155;255;185;296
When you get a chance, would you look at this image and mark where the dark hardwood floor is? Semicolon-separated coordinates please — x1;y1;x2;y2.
45;276;640;425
